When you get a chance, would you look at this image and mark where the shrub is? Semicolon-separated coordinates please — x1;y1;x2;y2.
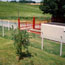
13;29;30;57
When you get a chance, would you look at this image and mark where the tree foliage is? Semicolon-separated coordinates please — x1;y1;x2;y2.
40;0;65;23
40;0;65;17
19;0;35;3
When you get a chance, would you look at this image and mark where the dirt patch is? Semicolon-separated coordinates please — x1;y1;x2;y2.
29;3;41;5
1;19;51;24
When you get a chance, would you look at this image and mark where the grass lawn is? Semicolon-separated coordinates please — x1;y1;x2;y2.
0;31;65;65
0;2;51;20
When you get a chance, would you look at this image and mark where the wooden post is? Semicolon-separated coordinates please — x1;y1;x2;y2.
26;22;27;27
2;21;4;37
41;32;44;50
60;36;63;56
33;16;35;29
39;23;41;29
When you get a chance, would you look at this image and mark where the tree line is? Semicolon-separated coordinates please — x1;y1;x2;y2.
0;0;36;3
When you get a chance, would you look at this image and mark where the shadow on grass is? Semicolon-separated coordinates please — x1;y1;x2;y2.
18;52;32;61
62;55;65;58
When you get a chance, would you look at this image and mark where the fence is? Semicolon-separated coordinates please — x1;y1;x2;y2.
18;17;41;35
18;17;41;30
0;19;18;37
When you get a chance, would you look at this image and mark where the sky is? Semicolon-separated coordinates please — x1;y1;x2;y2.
32;0;42;2
2;0;42;2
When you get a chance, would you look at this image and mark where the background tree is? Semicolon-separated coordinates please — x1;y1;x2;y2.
19;0;35;3
40;0;65;23
11;0;16;2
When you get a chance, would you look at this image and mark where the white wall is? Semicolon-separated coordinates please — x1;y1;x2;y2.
41;24;65;43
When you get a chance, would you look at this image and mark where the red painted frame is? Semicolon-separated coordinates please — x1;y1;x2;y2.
18;18;20;29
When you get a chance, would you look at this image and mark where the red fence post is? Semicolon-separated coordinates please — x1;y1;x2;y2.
26;22;27;27
18;18;20;29
39;22;41;29
33;16;35;29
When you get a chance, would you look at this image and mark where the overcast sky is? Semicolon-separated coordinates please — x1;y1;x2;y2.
32;0;42;2
2;0;42;2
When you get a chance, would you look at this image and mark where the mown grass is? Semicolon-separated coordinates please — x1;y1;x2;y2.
0;28;65;65
30;37;65;57
0;37;65;65
0;2;51;20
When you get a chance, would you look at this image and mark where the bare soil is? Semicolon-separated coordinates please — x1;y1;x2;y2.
1;19;51;24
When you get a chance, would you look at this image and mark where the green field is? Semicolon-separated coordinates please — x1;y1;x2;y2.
0;2;51;20
0;27;65;65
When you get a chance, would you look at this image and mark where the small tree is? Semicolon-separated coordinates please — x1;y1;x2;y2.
40;0;65;23
13;29;30;58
